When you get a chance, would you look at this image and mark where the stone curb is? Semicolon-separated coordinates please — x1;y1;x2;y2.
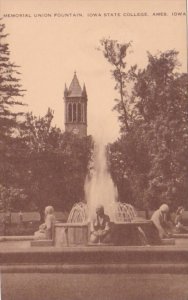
1;263;188;274
0;236;34;242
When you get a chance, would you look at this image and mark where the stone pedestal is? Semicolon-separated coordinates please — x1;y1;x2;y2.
54;222;89;247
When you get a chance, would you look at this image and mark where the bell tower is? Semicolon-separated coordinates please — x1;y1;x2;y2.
64;72;87;138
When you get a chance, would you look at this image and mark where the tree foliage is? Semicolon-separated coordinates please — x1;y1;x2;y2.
0;22;27;212
0;23;93;215
100;38;137;132
0;23;25;139
102;39;188;211
0;184;28;212
18;109;93;215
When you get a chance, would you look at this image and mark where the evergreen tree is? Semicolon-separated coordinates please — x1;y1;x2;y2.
0;22;26;211
0;22;25;140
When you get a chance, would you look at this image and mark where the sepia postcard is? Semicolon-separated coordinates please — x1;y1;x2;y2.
0;0;187;299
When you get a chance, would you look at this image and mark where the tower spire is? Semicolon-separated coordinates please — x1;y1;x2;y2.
64;83;68;97
82;83;87;97
68;72;82;97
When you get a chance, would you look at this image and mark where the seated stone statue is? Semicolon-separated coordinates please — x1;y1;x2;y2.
34;206;56;240
151;204;172;239
90;205;111;244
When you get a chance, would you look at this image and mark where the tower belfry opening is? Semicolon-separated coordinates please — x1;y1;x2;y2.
64;72;87;138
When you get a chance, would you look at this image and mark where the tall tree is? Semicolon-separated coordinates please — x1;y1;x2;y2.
100;38;137;132
133;52;188;209
0;22;26;202
101;38;188;211
0;22;25;139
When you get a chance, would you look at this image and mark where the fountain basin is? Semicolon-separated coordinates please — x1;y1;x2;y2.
54;222;89;247
54;220;162;246
113;220;162;245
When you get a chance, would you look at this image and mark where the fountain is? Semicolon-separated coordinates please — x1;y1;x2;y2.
54;139;151;247
67;202;88;223
3;141;184;300
67;139;137;223
67;201;137;224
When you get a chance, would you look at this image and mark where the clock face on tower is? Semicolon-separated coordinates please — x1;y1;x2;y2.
72;127;79;135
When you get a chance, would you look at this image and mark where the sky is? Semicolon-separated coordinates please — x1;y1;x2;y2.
0;0;187;143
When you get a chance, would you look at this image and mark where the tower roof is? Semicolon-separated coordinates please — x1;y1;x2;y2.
68;72;82;97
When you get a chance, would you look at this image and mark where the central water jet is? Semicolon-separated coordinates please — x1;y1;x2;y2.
85;140;118;221
68;139;136;223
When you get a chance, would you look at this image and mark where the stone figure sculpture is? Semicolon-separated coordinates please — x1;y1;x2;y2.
90;205;111;244
151;204;171;239
34;206;56;240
